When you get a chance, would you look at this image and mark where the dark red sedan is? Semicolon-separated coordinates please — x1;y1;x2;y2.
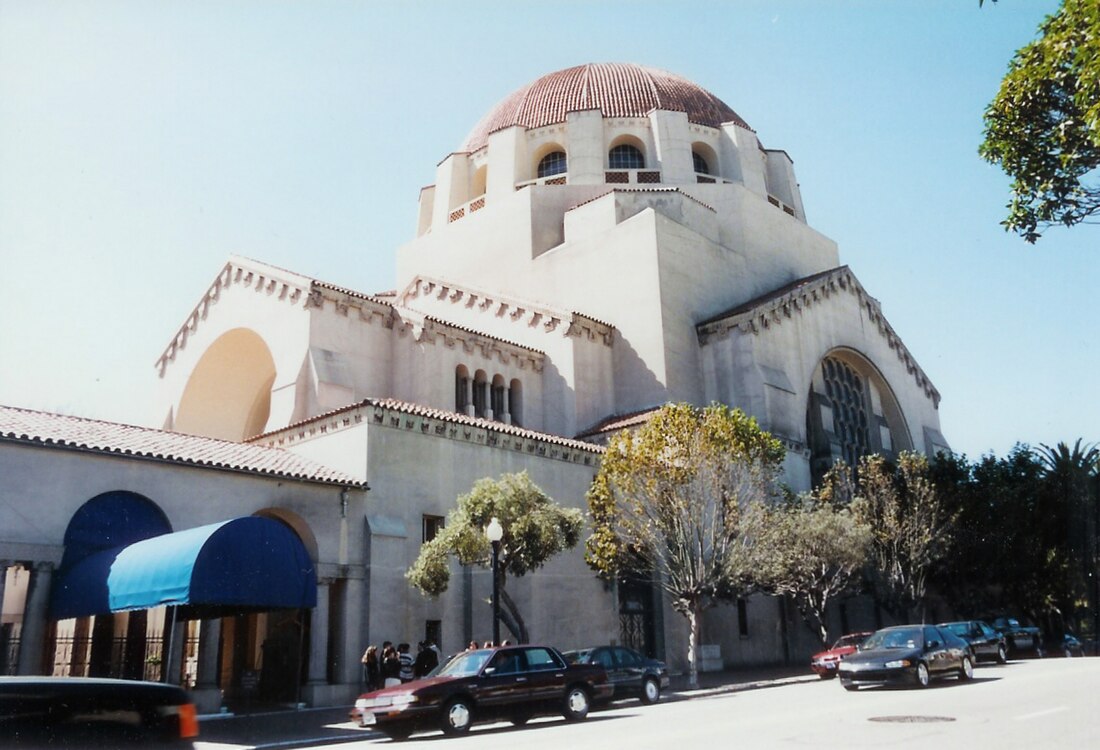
810;632;873;679
350;645;612;740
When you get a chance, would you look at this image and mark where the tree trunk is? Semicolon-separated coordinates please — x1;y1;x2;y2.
686;603;701;690
498;585;529;644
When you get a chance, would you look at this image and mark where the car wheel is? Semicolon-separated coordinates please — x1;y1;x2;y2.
641;677;661;704
818;672;836;680
996;644;1008;664
441;697;473;736
842;681;858;692
562;685;591;721
958;656;974;681
915;662;930;688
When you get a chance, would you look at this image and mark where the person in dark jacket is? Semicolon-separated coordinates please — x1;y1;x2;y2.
413;641;439;678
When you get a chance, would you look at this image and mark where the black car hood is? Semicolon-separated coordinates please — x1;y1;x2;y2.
843;647;922;666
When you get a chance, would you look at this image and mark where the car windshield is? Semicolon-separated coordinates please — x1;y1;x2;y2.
942;623;970;637
834;634;867;649
861;627;922;650
436;650;492;677
561;650;588;664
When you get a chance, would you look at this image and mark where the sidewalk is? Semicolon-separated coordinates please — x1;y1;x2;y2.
195;665;817;749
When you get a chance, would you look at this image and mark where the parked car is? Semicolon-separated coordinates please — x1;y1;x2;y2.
350;645;613;740
938;620;1008;664
988;616;1043;656
809;632;873;679
0;676;198;747
1043;633;1085;658
562;645;669;703
837;624;975;691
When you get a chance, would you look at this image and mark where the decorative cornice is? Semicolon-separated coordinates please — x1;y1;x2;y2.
697;267;941;408
393;309;546;372
399;276;615;346
155;257;396;376
250;398;604;466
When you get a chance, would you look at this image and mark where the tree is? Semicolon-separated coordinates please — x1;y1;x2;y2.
406;472;583;644
1037;440;1099;635
852;452;955;622
585;403;785;688
979;0;1100;242
739;491;871;647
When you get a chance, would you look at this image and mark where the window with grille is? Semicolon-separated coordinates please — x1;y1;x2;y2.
537;151;567;177
608;144;644;169
692;151;710;175
823;356;871;466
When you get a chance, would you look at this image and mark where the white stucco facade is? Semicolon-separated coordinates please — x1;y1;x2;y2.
0;63;948;697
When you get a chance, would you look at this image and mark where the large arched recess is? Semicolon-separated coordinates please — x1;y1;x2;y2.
175;328;277;441
254;507;319;564
805;347;913;487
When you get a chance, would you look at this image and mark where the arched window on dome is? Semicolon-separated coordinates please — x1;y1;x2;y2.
608;144;645;170
692;151;710;175
537;151;567;178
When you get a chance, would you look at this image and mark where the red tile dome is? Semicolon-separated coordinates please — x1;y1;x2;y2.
462;63;751;152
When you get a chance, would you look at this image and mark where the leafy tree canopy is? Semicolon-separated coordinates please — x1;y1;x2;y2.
406;471;583;642
980;0;1100;242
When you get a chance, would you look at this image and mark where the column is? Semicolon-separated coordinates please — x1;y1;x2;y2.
165;612;186;685
464;379;474;417
17;561;53;675
502;388;512;425
0;561;11;674
196;618;222;689
0;561;10;616
307;580;331;685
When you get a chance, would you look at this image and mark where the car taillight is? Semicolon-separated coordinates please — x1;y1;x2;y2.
176;703;199;738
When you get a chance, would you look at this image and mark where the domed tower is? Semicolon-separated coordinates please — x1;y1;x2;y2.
397;63;841;423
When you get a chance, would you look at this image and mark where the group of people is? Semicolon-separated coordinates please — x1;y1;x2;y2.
361;640;441;690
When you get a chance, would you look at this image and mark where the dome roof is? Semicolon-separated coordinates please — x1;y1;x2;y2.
461;62;751;152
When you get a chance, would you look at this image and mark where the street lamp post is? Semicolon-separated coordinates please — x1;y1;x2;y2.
485;517;503;646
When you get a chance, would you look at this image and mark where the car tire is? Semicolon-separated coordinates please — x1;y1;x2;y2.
958;656;974;681
842;681;858;692
996;644;1008;664
441;697;473;736
915;662;930;688
562;685;591;721
818;672;836;680
641;677;661;704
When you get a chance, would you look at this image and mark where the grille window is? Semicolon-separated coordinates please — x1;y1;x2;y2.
537;151;567;177
608;144;644;169
823;356;871;466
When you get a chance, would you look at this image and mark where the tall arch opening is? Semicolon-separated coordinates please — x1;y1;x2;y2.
806;348;912;486
175;328;277;441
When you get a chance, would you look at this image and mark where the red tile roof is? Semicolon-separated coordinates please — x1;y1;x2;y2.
0;404;363;487
251;398;605;455
575;407;663;439
463;63;751;152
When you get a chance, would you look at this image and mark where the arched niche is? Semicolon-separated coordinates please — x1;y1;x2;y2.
254;507;320;564
805;348;912;486
175;328;277;441
692;141;719;176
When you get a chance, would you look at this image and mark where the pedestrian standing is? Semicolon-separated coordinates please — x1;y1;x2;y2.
398;642;415;682
361;645;379;691
382;643;401;688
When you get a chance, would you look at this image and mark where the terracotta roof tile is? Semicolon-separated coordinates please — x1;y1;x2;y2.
463;63;751;152
251;398;605;455
0;404;362;487
574;407;663;439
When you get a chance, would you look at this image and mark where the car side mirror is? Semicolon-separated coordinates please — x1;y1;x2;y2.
926;640;941;651
483;667;496;676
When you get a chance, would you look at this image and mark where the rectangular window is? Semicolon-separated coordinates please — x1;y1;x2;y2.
737;598;749;638
422;515;445;543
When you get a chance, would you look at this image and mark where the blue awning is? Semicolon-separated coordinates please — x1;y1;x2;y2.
51;516;316;619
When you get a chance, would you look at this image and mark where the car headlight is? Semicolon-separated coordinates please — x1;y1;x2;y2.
884;659;911;668
390;693;419;707
355;698;370;710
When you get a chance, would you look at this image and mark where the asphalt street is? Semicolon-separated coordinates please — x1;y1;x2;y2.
196;658;1099;750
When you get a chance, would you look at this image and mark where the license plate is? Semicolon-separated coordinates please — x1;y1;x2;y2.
360;712;376;726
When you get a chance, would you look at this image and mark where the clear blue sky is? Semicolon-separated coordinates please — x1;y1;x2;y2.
0;0;1094;461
